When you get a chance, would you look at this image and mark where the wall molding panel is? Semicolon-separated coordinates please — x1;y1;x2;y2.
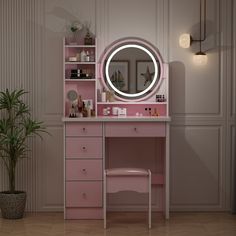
97;0;169;61
38;127;64;211
230;0;235;211
0;0;45;212
169;0;223;118
170;125;224;210
169;0;233;211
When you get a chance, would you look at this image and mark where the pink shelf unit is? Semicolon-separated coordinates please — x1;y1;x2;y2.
63;38;97;117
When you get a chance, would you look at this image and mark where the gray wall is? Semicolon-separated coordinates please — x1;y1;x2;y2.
0;0;235;212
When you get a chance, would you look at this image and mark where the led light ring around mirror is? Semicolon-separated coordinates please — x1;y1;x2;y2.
105;44;158;98
100;38;164;101
105;42;162;98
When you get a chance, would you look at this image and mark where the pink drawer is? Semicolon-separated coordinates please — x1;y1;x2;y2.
105;122;166;137
66;160;102;180
66;123;102;137
66;181;102;207
66;137;102;158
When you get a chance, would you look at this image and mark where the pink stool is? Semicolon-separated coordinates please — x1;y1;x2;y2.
104;168;151;229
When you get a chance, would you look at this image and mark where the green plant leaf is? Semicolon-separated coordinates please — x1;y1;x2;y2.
0;88;48;193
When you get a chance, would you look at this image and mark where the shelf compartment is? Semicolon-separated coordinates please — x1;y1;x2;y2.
97;101;167;105
65;62;96;65
65;45;96;48
65;79;96;82
65;81;96;117
97;103;167;117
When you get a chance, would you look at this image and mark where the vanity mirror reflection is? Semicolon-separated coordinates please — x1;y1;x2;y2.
100;38;163;101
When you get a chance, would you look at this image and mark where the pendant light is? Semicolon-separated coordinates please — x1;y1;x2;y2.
179;0;207;65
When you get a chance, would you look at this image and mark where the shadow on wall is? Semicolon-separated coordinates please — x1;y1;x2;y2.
46;6;95;39
170;125;220;206
169;61;186;116
185;18;231;54
233;131;236;213
188;20;217;54
169;61;221;208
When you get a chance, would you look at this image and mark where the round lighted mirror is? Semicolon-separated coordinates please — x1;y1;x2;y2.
101;38;163;100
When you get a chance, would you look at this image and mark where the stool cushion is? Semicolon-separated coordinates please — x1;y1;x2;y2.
106;168;149;176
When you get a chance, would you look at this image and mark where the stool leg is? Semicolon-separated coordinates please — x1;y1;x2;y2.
104;171;107;229
148;170;151;229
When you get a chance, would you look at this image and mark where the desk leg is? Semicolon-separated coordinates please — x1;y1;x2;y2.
103;171;107;228
165;123;170;219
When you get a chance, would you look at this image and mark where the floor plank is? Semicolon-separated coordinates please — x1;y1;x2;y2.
0;212;236;236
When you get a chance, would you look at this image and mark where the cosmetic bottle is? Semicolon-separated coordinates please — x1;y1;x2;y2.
85;51;90;62
90;50;95;62
80;49;86;62
76;53;80;61
101;88;106;102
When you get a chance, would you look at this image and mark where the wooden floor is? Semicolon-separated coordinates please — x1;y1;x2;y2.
0;212;236;236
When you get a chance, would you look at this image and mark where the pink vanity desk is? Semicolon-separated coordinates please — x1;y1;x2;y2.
63;116;170;220
63;37;170;221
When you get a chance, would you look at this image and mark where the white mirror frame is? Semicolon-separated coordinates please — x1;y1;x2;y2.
100;38;164;101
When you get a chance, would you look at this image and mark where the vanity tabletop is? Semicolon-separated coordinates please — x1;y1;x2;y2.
62;116;171;122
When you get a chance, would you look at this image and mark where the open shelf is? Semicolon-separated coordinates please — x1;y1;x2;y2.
97;101;167;105
65;62;96;65
65;79;96;82
63;37;97;117
65;45;96;48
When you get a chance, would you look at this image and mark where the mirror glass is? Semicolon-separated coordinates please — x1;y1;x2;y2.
103;40;162;100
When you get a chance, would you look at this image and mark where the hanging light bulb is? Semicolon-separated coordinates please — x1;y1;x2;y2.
193;0;207;65
193;51;208;65
179;33;192;48
179;0;208;65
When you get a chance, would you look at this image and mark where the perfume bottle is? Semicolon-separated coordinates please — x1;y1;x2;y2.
84;29;93;45
76;53;80;61
85;51;90;62
69;104;76;118
90;50;95;62
80;49;86;62
77;95;83;114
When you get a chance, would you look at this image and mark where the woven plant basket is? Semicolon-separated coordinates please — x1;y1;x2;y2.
0;191;26;219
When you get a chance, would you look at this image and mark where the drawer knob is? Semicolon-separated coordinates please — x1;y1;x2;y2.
82;127;86;132
82;193;87;199
134;127;137;132
82;146;86;151
82;168;87;173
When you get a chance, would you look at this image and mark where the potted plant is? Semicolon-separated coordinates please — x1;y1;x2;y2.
68;21;83;45
0;89;47;219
